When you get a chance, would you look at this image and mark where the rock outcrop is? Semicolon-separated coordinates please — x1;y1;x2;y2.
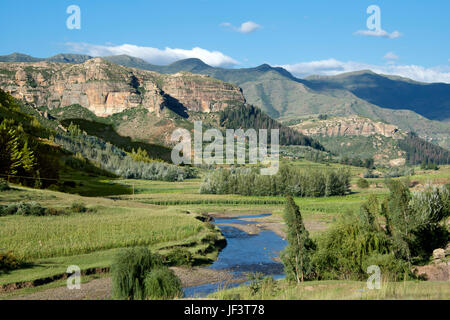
292;115;404;139
0;59;245;117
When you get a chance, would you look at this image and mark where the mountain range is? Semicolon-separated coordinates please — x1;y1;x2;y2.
1;52;448;150
0;57;318;151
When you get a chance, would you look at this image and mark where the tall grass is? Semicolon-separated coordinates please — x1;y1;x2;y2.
0;206;204;260
212;279;450;300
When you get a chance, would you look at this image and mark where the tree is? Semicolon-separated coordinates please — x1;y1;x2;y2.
0;120;36;178
382;180;449;265
281;196;315;283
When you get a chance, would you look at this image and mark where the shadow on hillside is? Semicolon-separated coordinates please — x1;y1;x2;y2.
60;119;172;162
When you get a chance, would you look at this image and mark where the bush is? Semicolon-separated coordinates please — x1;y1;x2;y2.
70;201;88;213
312;213;393;280
165;248;194;266
111;247;163;300
44;207;67;216
362;253;411;281
363;170;380;179
0;202;67;216
0;251;21;274
143;267;183;300
357;178;370;189
15;201;46;216
383;167;414;178
0;179;10;191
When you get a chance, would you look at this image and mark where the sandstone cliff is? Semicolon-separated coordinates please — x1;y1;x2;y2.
0;58;245;117
291;115;404;139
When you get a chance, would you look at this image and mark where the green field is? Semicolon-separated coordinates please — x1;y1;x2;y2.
1;161;449;299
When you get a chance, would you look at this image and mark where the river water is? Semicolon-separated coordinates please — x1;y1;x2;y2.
183;213;287;298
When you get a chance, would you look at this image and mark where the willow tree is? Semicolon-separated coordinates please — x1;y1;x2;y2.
281;196;315;283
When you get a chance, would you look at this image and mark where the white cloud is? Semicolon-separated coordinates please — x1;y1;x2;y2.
354;29;402;39
384;52;399;60
280;59;450;83
221;21;262;34
66;42;239;67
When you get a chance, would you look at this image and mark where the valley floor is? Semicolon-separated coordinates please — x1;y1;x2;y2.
1;162;449;300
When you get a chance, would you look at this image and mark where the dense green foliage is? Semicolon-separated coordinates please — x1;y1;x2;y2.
164;247;195;266
0;179;10;191
0;201;90;217
0;90;62;187
0;251;22;274
420;161;439;170
382;181;449;265
383;166;415;178
311;182;449;280
219;104;324;150
143;267;183;300
399;132;450;165
356;178;370;189
200;165;351;197
281;196;315;282
111;247;163;300
312;212;404;280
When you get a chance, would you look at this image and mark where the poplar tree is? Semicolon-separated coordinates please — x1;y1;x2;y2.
281;196;315;283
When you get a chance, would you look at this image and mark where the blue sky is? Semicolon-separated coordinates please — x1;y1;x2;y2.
1;0;449;82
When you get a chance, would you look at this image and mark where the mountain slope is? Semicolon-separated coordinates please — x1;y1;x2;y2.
1;53;449;149
0;58;325;152
291;115;450;166
306;70;450;122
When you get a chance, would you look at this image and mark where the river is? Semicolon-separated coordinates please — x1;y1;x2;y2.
183;213;287;298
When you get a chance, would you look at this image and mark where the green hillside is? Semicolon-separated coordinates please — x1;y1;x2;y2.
306;70;450;122
1;53;449;149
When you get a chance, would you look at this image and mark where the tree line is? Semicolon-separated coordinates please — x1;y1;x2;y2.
399;132;450;165
200;165;351;197
54;124;195;182
219;104;324;150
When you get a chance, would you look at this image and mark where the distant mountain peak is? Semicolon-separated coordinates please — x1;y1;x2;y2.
169;58;210;68
255;63;272;71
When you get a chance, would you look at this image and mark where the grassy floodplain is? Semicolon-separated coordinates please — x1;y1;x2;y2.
211;279;450;300
0;161;449;298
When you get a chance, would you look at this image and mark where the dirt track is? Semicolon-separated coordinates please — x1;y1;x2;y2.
11;266;235;300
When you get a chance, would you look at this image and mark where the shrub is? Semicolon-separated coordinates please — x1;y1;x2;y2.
111;247;163;300
312;213;392;280
363;170;380;179
165;247;194;266
0;202;67;216
143;267;183;300
70;201;88;213
0;179;10;191
357;178;370;189
383;167;414;178
362;253;411;281
0;251;21;274
15;201;46;216
44;207;67;216
247;272;264;295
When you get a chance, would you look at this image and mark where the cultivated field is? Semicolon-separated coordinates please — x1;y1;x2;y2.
1;161;449;299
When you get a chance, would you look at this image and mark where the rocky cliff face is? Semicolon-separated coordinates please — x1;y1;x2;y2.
0;58;245;117
290;115;408;166
292;115;404;139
